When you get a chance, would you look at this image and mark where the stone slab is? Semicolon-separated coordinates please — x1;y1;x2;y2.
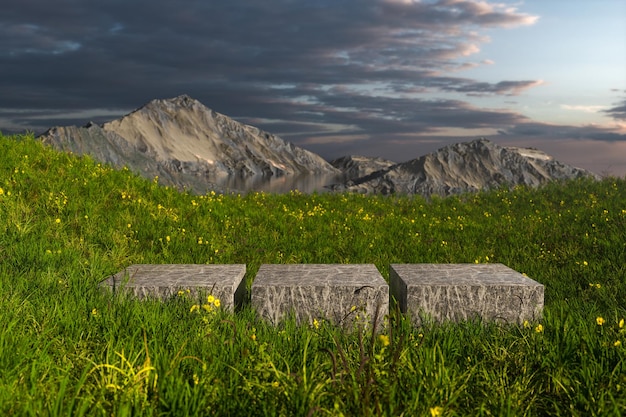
390;263;544;326
251;264;388;330
100;264;246;311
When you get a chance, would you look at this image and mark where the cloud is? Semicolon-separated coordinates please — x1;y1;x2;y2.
561;104;608;113
500;121;626;142
0;1;540;118
247;90;529;143
0;23;81;56
442;79;544;96
603;99;626;121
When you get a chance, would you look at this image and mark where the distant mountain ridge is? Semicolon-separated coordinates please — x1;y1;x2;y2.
39;95;339;193
330;155;396;180
327;139;598;196
37;95;598;196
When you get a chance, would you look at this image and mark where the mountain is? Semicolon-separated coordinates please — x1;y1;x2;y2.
330;155;396;180
36;96;598;196
327;138;599;197
38;95;339;193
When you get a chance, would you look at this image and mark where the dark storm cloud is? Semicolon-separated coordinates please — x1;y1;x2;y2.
299;93;527;135
445;80;544;96
1;0;542;136
501;122;626;143
603;98;626;121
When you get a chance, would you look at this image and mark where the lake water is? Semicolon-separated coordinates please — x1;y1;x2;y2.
212;173;348;194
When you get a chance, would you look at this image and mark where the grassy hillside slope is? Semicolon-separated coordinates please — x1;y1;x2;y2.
1;133;625;416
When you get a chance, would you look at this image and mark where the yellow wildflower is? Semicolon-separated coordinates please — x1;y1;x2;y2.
378;334;390;347
190;304;200;313
597;317;606;326
214;299;221;308
619;319;624;329
614;340;622;347
430;406;444;417
207;295;215;304
535;324;544;333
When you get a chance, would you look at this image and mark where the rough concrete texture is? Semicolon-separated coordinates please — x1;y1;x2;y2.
390;263;544;326
252;264;389;330
100;264;246;310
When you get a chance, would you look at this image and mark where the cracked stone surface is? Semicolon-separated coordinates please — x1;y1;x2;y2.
100;264;246;310
390;263;544;325
251;264;388;330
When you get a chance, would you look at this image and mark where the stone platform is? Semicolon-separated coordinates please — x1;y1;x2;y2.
251;264;388;330
100;264;246;311
390;263;544;326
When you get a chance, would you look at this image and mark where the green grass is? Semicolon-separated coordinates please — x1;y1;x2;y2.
1;132;626;416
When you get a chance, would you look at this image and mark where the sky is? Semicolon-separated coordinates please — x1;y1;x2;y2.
1;0;625;176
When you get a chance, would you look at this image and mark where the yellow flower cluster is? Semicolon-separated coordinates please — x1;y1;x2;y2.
473;254;494;264
190;294;221;314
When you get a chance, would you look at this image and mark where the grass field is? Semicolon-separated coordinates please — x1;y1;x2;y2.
1;133;625;416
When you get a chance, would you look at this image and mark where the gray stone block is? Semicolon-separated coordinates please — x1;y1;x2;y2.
251;264;388;330
100;264;246;311
390;263;544;326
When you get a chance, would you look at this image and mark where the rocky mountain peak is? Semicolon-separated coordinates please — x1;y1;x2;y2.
328;138;598;196
330;155;396;180
39;95;340;193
